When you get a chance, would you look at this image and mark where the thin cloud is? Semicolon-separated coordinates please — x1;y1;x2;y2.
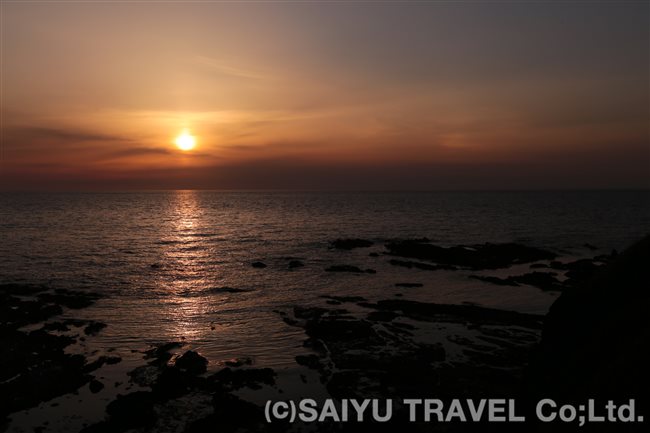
5;126;131;144
193;55;271;80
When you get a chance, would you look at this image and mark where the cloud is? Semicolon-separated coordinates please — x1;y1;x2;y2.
193;55;271;80
4;126;131;144
102;146;172;158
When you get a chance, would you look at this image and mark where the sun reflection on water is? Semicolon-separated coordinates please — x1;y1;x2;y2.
160;190;217;340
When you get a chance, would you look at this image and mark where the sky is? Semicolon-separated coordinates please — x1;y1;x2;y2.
1;1;648;190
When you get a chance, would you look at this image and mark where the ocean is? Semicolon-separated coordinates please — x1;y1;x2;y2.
2;190;650;432
1;190;648;368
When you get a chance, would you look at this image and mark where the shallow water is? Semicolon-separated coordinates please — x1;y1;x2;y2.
1;190;649;369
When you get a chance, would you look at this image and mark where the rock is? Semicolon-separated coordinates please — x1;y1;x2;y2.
224;357;253;368
524;236;650;418
251;261;267;268
367;311;398;322
144;341;184;366
186;393;265;433
151;367;189;400
37;289;102;310
84;321;107;336
105;392;156;429
371;299;544;328
321;295;367;303
89;380;104;394
0;287;102;419
295;354;321;370
470;272;564;291
84;355;122;372
469;275;519;286
325;265;375;273
513;272;563;291
174;351;208;375
209;367;276;391
389;259;455;271
330;238;374;250
306;318;381;343
293;306;328;320
205;286;248;294
386;239;556;269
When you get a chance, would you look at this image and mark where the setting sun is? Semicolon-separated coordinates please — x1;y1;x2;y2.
175;130;196;151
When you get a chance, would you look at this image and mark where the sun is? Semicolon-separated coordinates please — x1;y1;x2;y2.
175;130;196;151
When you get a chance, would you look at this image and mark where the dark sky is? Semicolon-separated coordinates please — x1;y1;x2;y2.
1;1;648;190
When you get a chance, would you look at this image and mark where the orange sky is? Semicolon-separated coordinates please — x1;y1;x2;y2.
1;2;648;190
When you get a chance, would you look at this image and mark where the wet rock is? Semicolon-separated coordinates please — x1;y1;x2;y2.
321;295;367;303
0;287;102;419
389;259;455;271
330;238;374;250
0;295;63;329
470;271;563;291
386;239;556;269
186;393;265;433
0;348;90;417
105;391;156;429
152;367;190;400
89;380;104;394
251;261;267;268
306;317;381;344
0;283;48;296
325;265;376;273
550;257;605;287
144;341;184;366
371;299;544;328
41;321;70;332
513;272;563;291
469;275;519;286
295;354;321;370
224;357;253;367
524;236;650;423
84;321;107;336
84;355;122;373
175;351;208;375
127;365;160;388
205;286;248;294
294;306;328;320
367;311;398;322
209;367;276;391
37;289;102;310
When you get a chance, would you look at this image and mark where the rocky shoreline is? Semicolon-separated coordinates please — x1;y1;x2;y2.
1;236;646;433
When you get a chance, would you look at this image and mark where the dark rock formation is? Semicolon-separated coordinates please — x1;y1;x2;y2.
386;239;556;269
389;258;456;271
524;235;650;430
325;265;376;274
330;238;374;250
0;285;104;421
470;271;564;291
175;350;208;375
